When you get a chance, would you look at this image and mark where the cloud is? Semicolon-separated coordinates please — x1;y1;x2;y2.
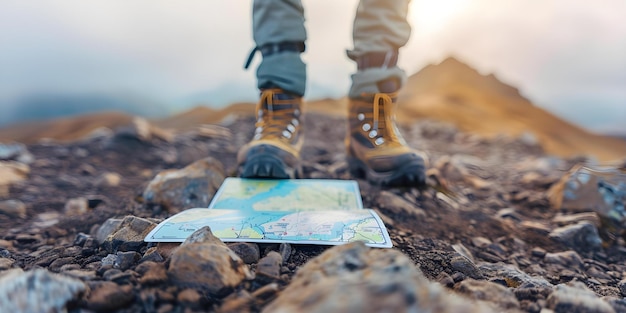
401;0;626;132
0;0;624;132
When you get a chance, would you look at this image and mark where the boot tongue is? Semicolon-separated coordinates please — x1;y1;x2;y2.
374;78;400;131
376;78;400;93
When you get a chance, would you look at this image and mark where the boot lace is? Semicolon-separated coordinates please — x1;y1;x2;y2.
358;92;404;147
253;89;300;142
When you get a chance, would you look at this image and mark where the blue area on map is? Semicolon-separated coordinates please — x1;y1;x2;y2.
210;179;359;211
211;180;297;211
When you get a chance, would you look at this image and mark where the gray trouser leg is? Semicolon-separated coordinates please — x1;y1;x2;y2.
348;0;411;98
252;0;307;96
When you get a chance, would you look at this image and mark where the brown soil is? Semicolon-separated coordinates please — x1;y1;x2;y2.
2;112;625;312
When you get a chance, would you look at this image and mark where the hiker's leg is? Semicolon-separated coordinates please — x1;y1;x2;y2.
348;0;411;97
252;0;307;96
238;0;307;179
345;0;426;187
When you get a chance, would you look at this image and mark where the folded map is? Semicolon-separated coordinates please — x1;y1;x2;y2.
145;178;392;248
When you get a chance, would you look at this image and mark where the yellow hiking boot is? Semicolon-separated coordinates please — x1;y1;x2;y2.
237;89;303;179
346;92;427;187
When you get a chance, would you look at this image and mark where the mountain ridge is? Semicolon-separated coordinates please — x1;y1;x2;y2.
0;57;624;162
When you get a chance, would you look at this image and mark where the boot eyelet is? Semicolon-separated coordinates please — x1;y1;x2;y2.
369;130;377;138
294;109;301;117
254;133;262;140
375;138;385;145
362;123;371;131
291;118;299;126
255;127;263;134
287;124;296;132
357;113;365;121
258;110;263;117
282;130;292;139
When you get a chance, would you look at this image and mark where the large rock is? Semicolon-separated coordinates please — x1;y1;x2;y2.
101;216;157;253
263;242;492;313
546;281;614;313
549;221;602;251
548;164;626;229
143;157;225;213
0;268;85;312
168;227;252;296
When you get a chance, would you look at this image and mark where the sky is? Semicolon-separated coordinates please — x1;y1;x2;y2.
0;0;625;133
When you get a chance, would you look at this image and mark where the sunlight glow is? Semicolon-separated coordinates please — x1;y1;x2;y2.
409;0;472;33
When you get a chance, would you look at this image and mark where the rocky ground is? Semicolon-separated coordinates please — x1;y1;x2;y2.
1;113;625;312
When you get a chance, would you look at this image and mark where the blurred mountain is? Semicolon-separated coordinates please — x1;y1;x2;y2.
395;57;626;161
306;57;626;162
0;92;170;127
155;102;254;131
608;133;626;141
1;57;624;162
0;111;134;143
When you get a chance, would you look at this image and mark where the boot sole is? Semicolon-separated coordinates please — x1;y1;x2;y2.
348;157;426;187
239;153;300;179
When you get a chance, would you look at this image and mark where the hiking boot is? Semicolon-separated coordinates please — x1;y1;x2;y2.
237;89;303;179
346;92;427;187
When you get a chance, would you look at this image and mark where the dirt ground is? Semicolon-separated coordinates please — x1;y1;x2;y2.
1;113;625;312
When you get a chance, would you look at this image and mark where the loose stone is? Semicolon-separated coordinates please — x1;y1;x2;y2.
167;228;252;296
0;200;26;218
85;281;135;312
143;157;225;213
101;216;157;253
544;251;584;269
549;221;602;251
227;242;260;264
546;281;614;313
456;279;520;310
256;251;283;280
0;269;86;313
